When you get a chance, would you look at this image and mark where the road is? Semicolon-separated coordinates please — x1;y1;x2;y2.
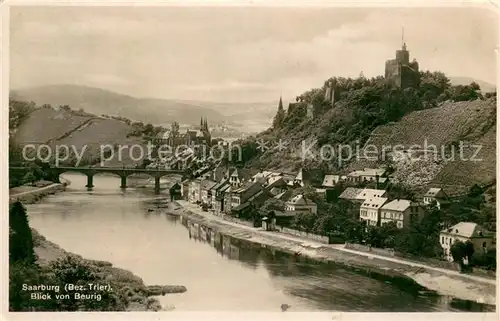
175;200;495;286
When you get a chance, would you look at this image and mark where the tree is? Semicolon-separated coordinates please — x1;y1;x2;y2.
450;240;466;267
22;171;37;186
464;240;475;262
9;201;36;265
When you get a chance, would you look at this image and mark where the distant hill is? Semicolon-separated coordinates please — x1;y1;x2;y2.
449;77;496;93
10;85;226;126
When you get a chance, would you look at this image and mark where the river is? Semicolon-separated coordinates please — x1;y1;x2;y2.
25;173;494;312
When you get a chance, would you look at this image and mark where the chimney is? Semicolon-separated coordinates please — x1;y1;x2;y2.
375;174;379;189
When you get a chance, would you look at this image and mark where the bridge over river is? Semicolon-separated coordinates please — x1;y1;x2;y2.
9;166;186;194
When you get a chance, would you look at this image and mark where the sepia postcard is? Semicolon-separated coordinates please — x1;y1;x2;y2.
2;0;498;319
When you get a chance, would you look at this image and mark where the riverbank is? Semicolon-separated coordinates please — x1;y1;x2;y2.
9;182;187;311
166;200;496;306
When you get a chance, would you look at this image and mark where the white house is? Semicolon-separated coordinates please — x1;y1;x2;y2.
439;222;495;261
346;168;386;183
359;197;388;226
423;188;448;209
380;199;424;228
322;175;342;188
285;194;317;214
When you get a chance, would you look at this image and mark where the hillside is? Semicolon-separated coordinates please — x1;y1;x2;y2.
233;72;496;192
12;106;144;166
449;77;496;93
13;107;94;144
356;98;496;192
10;85;226;126
10;85;277;133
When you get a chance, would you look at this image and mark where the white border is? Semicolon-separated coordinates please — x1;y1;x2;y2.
1;0;499;320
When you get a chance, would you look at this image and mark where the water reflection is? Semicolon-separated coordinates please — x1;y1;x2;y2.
176;214;495;313
27;174;495;312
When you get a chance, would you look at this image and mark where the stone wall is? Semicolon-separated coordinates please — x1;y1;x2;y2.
345;243;496;277
277;226;330;244
222;215;255;228
345;242;396;257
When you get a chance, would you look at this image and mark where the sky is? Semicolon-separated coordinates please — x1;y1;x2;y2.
9;5;498;103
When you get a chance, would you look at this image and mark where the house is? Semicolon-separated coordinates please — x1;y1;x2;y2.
228;168;252;188
280;173;297;186
346;168;387;183
423;188;448;209
380;199;424;228
232;189;272;218
285;194;317;214
262;210;299;230
322;175;342;188
265;177;288;193
294;168;325;187
211;163;228;182
223;185;233;214
212;180;231;215
359;197;388;226
251;171;275;184
167;182;182;201
230;182;263;210
200;180;217;205
439;222;495;261
188;178;202;203
338;187;364;202
274;189;294;202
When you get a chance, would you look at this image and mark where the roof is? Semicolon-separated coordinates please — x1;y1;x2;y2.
425;188;446;198
232;202;251;212
201;180;217;190
381;199;412;212
233;181;262;194
322;175;340;187
266;177;287;189
339;187;363;200
295;168;325;186
287;194;315;206
252;171;274;180
274;190;294;202
211;179;230;191
441;222;494;238
361;197;388;209
229;167;253;182
356;188;387;200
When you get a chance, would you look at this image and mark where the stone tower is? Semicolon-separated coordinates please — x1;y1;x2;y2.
323;81;338;106
384;31;420;89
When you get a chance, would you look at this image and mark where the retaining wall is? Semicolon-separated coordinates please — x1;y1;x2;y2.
277;226;330;244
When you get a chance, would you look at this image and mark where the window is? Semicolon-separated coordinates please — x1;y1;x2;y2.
441;236;444;244
482;242;486;248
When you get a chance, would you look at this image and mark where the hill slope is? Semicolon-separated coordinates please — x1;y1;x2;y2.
360;98;496;191
10;85;226;125
449;77;496;93
12;106;144;166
